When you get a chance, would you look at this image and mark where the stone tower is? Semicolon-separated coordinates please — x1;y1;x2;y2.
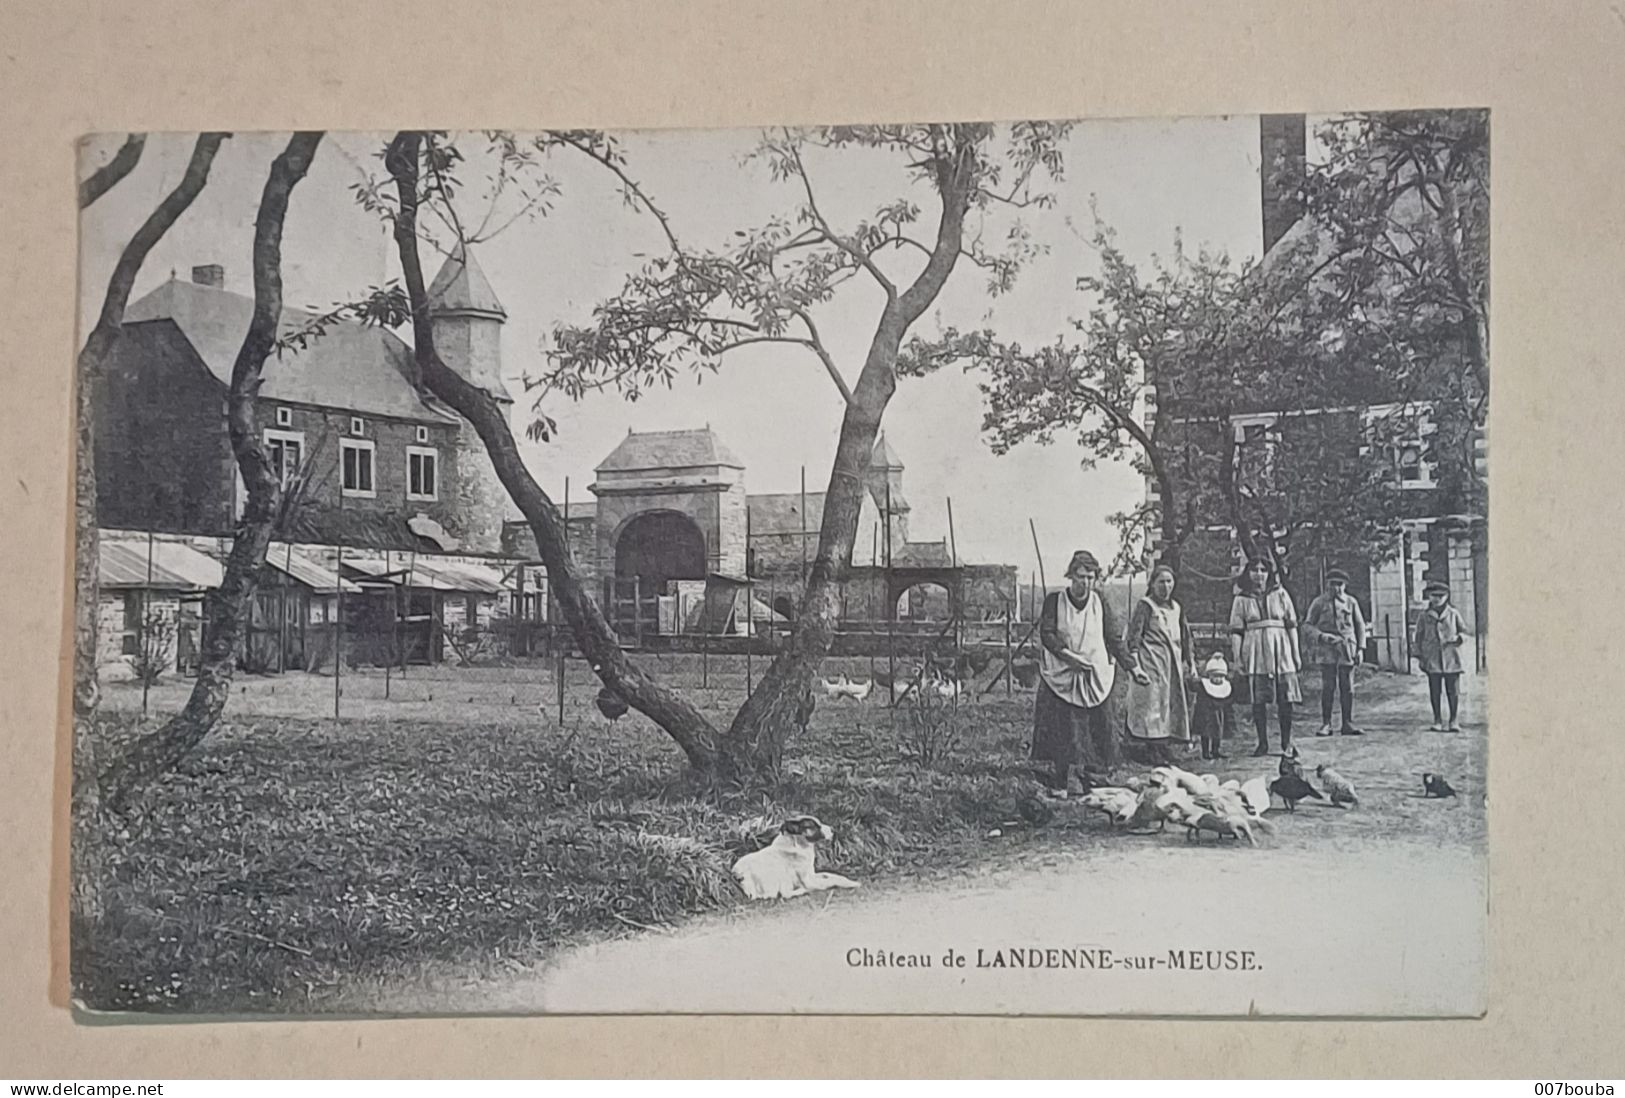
589;427;748;584
865;432;910;551
428;246;511;555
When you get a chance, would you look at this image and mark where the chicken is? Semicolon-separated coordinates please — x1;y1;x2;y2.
932;677;965;702
1010;658;1041;689
1239;777;1271;817
874;667;922;702
1279;752;1305;779
1269;773;1324;812
795;684;816;734
951;649;994;681
823;675;873;702
595;685;630;723
1422;773;1458;798
1316;764;1359;808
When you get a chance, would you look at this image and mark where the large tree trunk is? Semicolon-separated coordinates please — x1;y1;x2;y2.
103;133;321;807
72;133;224;933
73;134;226;735
384;132;721;772
722;140;975;784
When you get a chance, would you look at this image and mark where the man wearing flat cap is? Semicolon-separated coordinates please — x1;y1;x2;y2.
1033;549;1147;796
1303;567;1368;736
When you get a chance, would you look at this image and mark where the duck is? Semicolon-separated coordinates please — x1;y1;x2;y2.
1183;811;1259;846
1269;772;1324;812
1239;776;1272;817
1422;773;1458;799
1317;764;1359;808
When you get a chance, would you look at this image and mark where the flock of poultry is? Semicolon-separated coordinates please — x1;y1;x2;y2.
821;667;967;704
587;659;1463;847
1076;753;1458;847
1075;753;1354;847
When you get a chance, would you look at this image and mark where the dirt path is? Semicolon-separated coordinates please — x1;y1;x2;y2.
349;671;1486;1017
374;829;1484;1017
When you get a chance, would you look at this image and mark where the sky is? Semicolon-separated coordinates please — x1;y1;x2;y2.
77;117;1271;582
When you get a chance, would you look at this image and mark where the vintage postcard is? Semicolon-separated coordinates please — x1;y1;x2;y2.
69;112;1487;1017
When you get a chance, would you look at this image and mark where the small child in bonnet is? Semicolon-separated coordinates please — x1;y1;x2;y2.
1191;652;1237;760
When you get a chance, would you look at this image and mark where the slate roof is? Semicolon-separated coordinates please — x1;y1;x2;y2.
596;428;745;472
747;492;826;536
124;278;456;425
427;246;506;318
869;432;904;469
281;509;449;554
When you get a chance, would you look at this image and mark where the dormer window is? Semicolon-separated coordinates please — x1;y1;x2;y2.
275;407;292;427
350;416;366;437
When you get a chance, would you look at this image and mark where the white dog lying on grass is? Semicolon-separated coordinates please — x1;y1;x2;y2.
731;815;861;901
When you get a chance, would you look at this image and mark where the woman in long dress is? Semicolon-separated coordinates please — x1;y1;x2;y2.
1125;565;1195;760
1032;549;1146;796
1229;556;1303;756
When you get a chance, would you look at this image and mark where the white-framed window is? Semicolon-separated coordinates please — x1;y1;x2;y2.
275;406;293;427
350;416;366;437
407;446;439;501
1231;413;1282;487
415;425;430;444
1364;403;1438;490
340;438;376;498
263;428;305;488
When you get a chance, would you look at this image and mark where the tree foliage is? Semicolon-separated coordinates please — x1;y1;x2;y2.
1293;109;1490;507
904;209;1430;586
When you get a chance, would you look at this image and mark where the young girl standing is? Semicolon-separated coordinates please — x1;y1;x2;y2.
1413;581;1468;731
1230;556;1303;756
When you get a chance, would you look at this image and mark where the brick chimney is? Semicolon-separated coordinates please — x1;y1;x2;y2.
1259;114;1307;257
190;264;225;289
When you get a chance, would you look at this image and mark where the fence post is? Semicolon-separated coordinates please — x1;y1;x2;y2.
1005;607;1013;696
334;544;344;720
141;531;154;716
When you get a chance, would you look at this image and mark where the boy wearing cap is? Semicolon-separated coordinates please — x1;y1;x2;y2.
1413;581;1468;731
1033;549;1148;796
1304;569;1369;737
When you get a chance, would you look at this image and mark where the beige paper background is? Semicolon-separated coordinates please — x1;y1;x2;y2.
1;0;1619;1077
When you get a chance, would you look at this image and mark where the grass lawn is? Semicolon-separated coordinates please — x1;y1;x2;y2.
74;658;1485;1015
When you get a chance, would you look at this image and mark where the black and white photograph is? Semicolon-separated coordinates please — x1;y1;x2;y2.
69;112;1489;1018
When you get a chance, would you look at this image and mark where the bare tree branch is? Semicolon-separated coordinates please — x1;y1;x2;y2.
785;135;896;300
788;305;853;404
78;134;147;210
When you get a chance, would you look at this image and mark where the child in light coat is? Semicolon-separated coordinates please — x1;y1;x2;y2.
1413;582;1468;731
1190;652;1237;760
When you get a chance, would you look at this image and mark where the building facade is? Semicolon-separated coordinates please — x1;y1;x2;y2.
1146;114;1487;672
503;428;1019;639
99;253;514;556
